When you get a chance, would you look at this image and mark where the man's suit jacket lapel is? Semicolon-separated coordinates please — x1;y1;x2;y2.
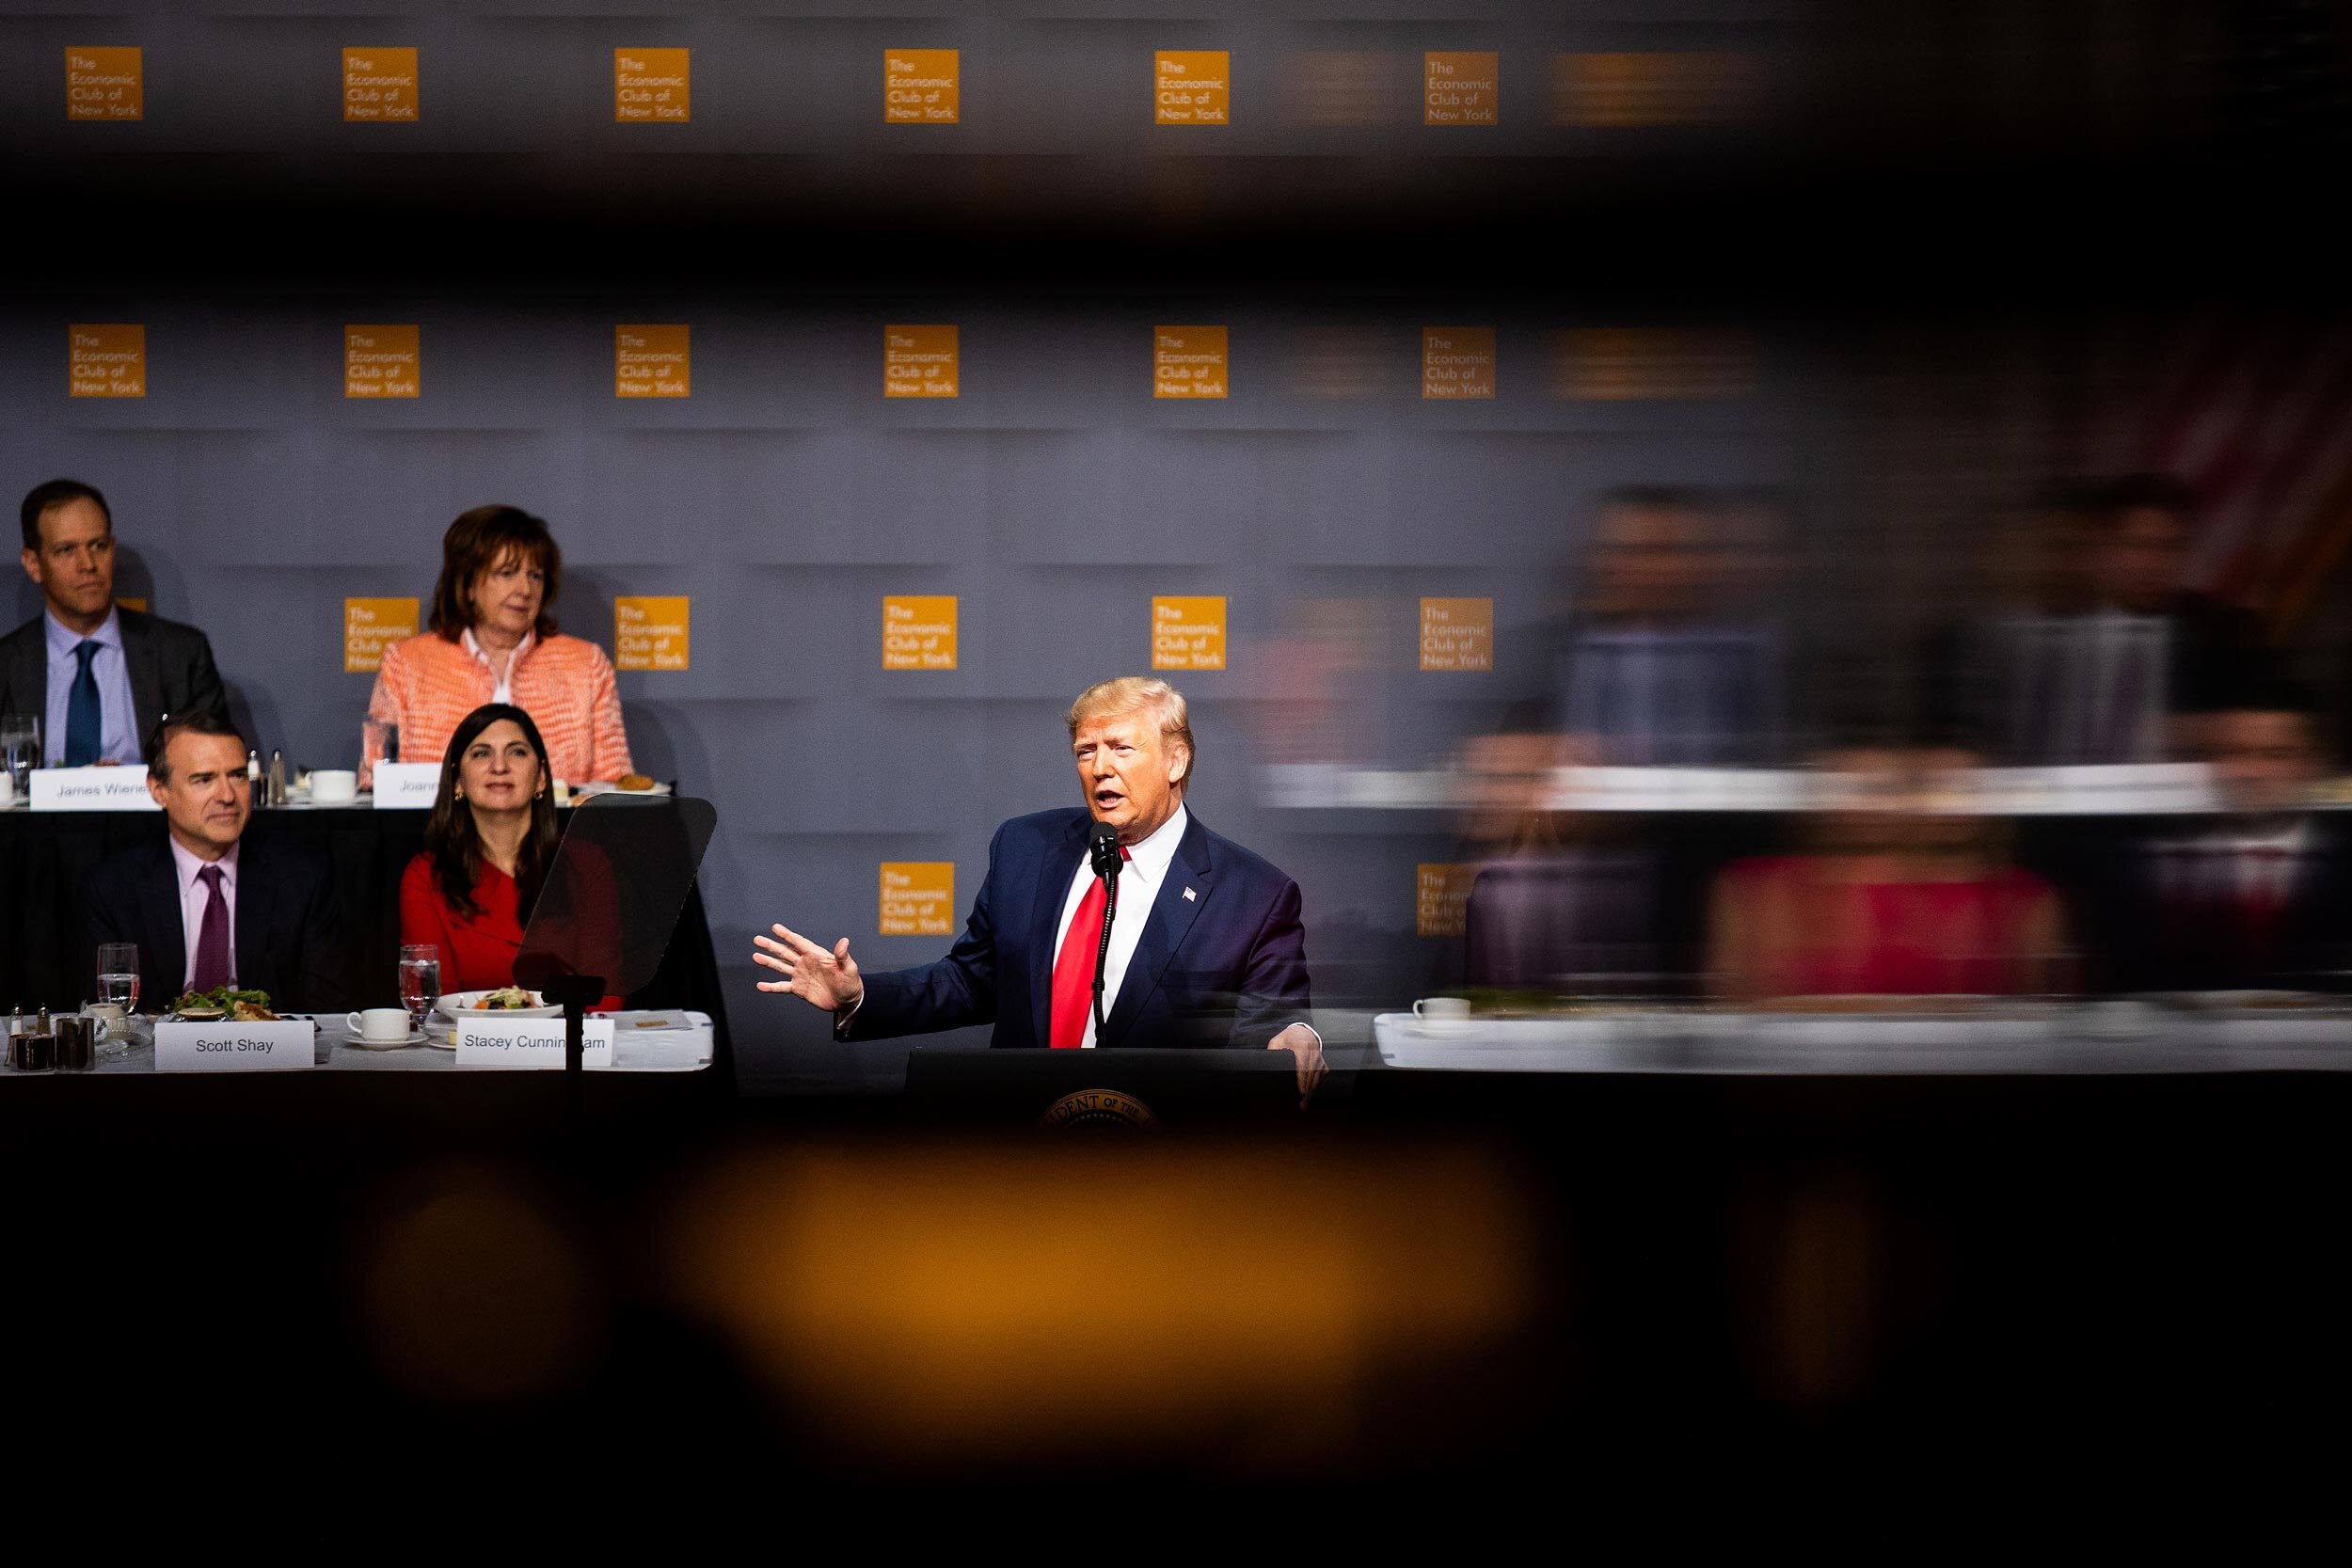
233;840;274;996
120;610;165;745
0;623;42;721
1100;813;1215;1045
1028;814;1091;1049
135;837;190;995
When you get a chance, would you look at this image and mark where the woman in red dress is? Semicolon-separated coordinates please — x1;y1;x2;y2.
1707;746;2073;1003
400;703;564;996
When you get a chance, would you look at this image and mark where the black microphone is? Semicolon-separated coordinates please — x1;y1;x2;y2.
1089;819;1122;880
1089;820;1121;1039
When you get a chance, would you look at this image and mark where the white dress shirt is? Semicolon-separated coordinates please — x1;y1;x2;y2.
463;626;532;705
44;607;141;764
1053;804;1188;1049
168;836;240;991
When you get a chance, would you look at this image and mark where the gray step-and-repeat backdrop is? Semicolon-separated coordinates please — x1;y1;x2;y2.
2;2;1801;1088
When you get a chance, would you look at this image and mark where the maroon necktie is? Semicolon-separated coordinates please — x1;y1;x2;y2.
190;864;231;992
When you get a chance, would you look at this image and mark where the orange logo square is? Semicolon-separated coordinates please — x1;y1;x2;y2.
1420;598;1494;672
1152;596;1227;672
1155;51;1231;125
615;48;690;122
69;325;144;398
66;48;141;121
883;595;959;670
1286;51;1389;129
614;596;691;671
345;325;419;398
1552;52;1758;128
884;325;960;398
1422;327;1496;400
344;597;420;673
881;863;956;937
343;48;418;122
1554;328;1756;401
886;49;959;124
1417;864;1478;937
1424;51;1499;125
1153;325;1228;399
616;325;690;397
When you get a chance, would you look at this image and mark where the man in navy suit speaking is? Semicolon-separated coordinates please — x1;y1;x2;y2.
755;675;1325;1095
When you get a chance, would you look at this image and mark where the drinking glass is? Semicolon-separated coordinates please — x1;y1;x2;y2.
399;943;440;1029
364;718;399;768
95;942;139;1058
0;714;39;794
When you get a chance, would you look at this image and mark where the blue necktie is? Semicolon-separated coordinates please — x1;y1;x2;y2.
65;641;102;767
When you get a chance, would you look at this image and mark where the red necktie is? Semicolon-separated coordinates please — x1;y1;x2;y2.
1049;847;1128;1049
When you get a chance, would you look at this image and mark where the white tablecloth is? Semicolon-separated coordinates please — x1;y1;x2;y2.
1373;1006;2352;1075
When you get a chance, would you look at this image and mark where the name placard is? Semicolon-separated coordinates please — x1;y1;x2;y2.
372;761;439;808
453;1017;613;1069
29;767;158;812
155;1020;314;1073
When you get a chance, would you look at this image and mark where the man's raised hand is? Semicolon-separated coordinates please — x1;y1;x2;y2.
753;923;865;1014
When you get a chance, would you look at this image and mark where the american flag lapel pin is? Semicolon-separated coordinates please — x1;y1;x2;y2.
1183;886;1197;902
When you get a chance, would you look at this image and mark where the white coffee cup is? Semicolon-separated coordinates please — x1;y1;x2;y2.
347;1006;412;1042
1412;997;1472;1029
310;768;357;805
0;773;14;807
84;1002;129;1037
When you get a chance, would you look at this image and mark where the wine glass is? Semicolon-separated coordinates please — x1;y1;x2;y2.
399;943;440;1030
0;714;39;795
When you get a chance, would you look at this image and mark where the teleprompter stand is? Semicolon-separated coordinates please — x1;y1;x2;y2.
514;793;718;1106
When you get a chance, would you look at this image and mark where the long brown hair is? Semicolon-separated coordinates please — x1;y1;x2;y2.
423;704;562;919
428;504;563;641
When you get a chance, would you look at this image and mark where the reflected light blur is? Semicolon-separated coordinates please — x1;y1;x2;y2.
669;1140;1537;1468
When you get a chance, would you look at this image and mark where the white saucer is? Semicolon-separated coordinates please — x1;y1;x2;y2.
345;1028;429;1050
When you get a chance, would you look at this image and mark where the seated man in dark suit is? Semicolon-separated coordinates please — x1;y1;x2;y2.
2074;696;2352;993
2;478;228;765
83;712;344;1012
754;675;1325;1095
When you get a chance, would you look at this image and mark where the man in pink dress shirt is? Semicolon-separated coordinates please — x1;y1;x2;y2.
81;712;345;1010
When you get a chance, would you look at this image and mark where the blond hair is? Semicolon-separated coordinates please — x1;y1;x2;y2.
1066;675;1195;787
